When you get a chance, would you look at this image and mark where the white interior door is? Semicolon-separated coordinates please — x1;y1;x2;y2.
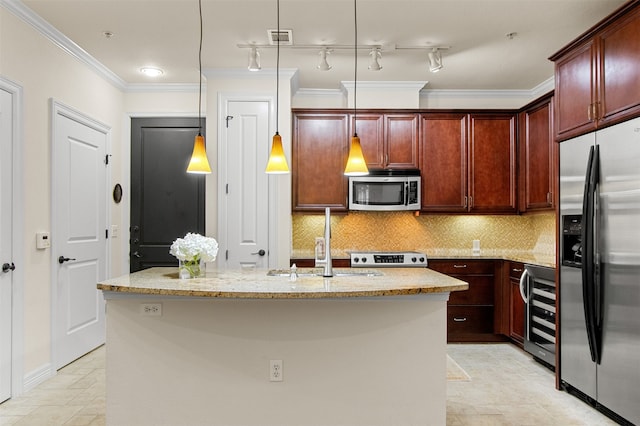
221;100;270;269
52;102;108;369
0;88;13;403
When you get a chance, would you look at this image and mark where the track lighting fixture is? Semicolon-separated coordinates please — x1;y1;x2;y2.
248;46;261;71
368;47;382;71
317;47;332;71
428;48;443;73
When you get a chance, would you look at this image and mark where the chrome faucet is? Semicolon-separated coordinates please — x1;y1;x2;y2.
323;207;333;277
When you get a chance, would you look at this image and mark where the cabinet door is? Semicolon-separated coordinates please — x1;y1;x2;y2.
292;113;349;211
508;262;525;343
385;114;419;169
553;40;598;141
510;278;525;343
469;113;517;213
352;113;384;169
598;6;640;126
420;114;468;212
519;96;555;212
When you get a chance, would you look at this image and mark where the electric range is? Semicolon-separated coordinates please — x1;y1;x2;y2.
349;251;428;268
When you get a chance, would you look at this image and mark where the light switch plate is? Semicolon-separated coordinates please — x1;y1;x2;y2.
36;232;51;249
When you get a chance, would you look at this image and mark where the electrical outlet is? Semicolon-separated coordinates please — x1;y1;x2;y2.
270;359;283;382
140;303;162;316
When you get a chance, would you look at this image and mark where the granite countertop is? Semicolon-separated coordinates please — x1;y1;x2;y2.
97;267;468;299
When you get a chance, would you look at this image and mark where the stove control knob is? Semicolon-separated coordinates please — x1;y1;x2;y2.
353;257;360;263
420;257;425;263
412;257;417;263
361;257;368;264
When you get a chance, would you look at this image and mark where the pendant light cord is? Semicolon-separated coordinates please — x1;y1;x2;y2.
353;0;358;136
198;0;203;135
275;0;280;135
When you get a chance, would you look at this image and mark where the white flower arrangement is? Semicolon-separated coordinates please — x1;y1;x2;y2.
170;232;219;262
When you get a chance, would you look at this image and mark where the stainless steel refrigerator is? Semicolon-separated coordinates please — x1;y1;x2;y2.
559;117;640;425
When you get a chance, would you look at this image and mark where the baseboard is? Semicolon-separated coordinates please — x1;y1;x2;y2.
23;363;54;392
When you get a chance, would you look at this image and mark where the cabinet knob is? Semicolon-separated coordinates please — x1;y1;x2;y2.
453;264;467;268
453;317;467;322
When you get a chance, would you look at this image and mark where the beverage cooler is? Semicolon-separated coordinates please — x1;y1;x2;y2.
520;264;556;369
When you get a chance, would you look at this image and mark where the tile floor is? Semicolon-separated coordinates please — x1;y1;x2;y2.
0;343;618;425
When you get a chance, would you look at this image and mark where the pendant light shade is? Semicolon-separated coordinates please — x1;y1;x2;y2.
265;132;289;173
187;0;211;174
344;134;368;176
265;0;290;174
187;134;212;174
344;0;368;176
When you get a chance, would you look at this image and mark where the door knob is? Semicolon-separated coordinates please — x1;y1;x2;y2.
251;249;266;256
2;262;15;273
58;256;76;264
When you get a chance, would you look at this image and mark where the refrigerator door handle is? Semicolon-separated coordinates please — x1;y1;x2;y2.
581;145;602;364
519;269;529;303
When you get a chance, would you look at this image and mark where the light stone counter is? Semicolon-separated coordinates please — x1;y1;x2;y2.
99;266;464;425
97;266;468;298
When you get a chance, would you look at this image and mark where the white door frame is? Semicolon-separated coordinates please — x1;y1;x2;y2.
0;76;25;397
217;93;281;269
50;99;111;370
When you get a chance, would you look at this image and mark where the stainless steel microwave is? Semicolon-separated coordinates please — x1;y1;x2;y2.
348;170;421;211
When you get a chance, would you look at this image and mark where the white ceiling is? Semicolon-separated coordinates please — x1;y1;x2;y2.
18;0;627;91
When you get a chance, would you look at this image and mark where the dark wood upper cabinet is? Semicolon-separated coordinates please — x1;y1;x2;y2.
550;2;640;141
420;113;468;212
518;94;556;212
352;112;419;170
420;112;516;214
292;111;349;212
468;113;517;213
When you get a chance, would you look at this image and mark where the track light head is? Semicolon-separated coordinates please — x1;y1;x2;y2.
368;47;382;71
428;48;443;73
248;47;261;71
317;48;332;71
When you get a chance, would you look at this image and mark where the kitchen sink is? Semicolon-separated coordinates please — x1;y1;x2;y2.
267;268;382;277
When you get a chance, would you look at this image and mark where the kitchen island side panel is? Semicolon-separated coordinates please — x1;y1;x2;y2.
105;296;447;426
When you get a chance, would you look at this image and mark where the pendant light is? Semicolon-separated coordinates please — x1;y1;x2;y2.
265;0;290;174
187;0;212;174
344;0;369;176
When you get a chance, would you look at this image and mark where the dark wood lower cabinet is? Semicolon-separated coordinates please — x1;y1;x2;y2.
289;257;534;345
429;259;506;343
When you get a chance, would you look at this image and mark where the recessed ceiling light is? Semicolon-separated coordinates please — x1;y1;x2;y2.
139;67;164;77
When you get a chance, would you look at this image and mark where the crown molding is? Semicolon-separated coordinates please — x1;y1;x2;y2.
1;0;127;90
341;81;428;91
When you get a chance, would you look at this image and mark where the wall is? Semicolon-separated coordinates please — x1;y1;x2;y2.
0;9;125;381
292;212;556;260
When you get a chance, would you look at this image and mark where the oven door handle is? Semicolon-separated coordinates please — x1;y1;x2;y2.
519;269;529;303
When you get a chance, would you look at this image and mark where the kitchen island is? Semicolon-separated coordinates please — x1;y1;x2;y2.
98;267;467;426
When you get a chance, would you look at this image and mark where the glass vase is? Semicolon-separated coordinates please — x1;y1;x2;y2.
179;258;203;279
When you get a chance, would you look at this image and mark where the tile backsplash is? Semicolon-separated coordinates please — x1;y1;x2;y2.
292;212;555;259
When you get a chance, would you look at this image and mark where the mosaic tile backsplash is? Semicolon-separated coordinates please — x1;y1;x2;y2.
292;212;556;260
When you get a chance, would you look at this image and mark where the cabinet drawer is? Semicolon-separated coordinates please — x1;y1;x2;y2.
429;260;494;275
509;262;525;279
447;306;494;335
448;275;494;305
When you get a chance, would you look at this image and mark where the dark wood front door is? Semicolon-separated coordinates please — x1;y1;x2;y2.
130;117;206;272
